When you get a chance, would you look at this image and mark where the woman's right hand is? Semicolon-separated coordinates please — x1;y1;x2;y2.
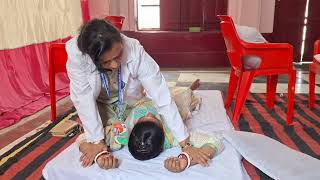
79;140;106;167
183;146;211;167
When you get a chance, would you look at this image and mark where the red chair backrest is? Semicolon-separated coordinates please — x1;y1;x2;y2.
49;43;68;73
218;15;244;69
105;16;125;30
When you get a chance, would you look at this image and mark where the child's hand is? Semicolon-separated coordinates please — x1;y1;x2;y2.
79;141;106;167
96;153;119;169
164;157;188;173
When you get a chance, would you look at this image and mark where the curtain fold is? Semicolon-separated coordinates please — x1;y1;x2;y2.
0;38;70;129
0;0;83;129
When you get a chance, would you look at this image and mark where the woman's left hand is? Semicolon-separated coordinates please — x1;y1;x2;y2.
183;146;211;167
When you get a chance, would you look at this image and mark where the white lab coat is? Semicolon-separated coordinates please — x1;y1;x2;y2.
66;34;188;143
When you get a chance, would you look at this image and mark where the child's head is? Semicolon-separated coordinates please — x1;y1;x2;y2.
128;113;165;160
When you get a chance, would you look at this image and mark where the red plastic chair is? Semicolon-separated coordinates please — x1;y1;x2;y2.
309;40;320;108
105;16;125;30
49;43;68;122
218;15;296;125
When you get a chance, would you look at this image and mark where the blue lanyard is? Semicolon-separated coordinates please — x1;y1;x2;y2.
100;66;123;120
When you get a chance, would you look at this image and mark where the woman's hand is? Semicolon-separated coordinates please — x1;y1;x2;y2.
164;157;188;173
79;140;106;167
183;146;211;167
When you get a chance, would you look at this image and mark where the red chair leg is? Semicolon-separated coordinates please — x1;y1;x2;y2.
50;92;57;122
266;75;271;93
266;75;278;108
309;70;316;108
232;71;255;122
225;68;239;108
49;69;57;122
286;70;296;125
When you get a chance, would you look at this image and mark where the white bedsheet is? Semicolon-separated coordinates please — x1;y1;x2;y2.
224;131;320;180
43;90;250;180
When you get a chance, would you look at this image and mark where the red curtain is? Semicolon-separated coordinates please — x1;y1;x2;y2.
0;38;70;129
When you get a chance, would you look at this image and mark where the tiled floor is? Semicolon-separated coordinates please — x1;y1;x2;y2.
1;66;320;154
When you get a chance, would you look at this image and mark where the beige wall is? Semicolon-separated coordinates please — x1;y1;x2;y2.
118;0;136;31
260;0;276;33
88;0;110;19
88;0;136;31
228;0;275;33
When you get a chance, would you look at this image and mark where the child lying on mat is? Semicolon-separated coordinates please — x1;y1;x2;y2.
76;80;224;172
90;80;224;173
128;112;224;173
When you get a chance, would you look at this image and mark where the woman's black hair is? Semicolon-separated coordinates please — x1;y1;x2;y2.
77;19;122;72
128;121;165;161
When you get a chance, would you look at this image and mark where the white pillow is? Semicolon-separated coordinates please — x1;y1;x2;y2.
235;25;267;43
314;54;320;63
223;131;320;180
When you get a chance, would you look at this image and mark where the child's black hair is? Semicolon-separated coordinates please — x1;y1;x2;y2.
128;121;165;160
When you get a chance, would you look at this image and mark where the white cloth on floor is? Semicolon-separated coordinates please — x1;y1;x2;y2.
223;131;320;180
42;90;250;180
43;90;320;180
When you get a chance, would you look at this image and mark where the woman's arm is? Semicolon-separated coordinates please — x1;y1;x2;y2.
66;39;105;143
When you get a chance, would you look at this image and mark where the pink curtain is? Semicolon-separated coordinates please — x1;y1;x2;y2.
0;38;70;129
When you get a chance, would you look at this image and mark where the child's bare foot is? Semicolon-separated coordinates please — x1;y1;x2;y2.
164;156;188;173
190;97;201;111
190;79;200;90
79;141;106;167
96;153;119;169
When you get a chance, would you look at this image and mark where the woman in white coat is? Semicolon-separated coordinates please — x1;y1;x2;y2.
66;19;210;169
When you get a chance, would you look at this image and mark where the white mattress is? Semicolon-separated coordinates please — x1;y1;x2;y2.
43;90;250;180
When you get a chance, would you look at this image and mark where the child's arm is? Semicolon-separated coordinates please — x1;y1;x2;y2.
190;131;225;158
